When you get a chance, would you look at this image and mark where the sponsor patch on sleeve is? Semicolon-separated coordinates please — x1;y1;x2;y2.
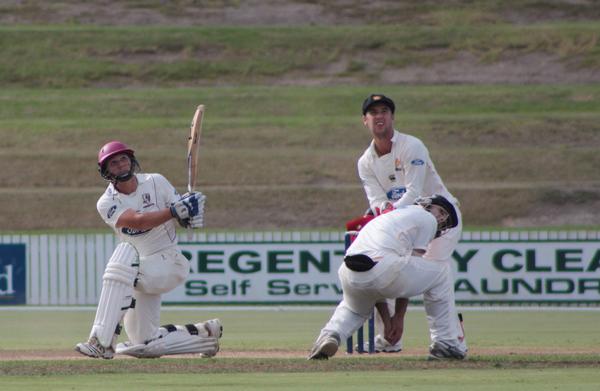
107;205;117;219
411;159;425;166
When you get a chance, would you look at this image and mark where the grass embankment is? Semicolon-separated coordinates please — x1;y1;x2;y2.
0;23;598;87
0;10;599;231
0;85;599;230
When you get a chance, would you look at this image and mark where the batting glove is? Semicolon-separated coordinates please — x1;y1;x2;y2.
188;213;204;229
170;192;205;221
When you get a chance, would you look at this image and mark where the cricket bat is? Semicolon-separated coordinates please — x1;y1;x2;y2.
187;105;204;193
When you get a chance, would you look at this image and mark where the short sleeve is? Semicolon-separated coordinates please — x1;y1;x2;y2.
97;195;128;229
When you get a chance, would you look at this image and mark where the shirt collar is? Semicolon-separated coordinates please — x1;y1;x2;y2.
368;130;399;158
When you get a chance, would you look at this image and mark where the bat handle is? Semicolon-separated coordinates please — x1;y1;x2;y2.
185;186;193;241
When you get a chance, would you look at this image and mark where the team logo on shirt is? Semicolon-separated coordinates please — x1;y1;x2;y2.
411;159;425;166
107;205;117;219
142;193;154;208
395;158;402;171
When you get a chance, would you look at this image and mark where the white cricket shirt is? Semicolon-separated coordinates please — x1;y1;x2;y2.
347;205;437;260
97;173;181;257
357;130;457;210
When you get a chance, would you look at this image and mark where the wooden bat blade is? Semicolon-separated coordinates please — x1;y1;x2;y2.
187;104;204;193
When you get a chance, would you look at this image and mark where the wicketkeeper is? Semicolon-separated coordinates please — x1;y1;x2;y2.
309;195;467;361
75;141;222;359
351;93;465;353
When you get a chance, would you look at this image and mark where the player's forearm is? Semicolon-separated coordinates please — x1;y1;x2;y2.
359;166;388;211
395;298;409;318
392;187;421;208
391;159;426;208
375;301;391;322
363;184;389;211
117;209;173;230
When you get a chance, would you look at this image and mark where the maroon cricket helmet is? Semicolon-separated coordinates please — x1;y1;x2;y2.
97;141;139;183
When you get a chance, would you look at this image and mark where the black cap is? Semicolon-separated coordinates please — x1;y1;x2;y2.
362;94;395;115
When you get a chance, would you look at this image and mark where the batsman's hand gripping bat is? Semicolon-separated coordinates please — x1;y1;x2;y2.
187;105;204;193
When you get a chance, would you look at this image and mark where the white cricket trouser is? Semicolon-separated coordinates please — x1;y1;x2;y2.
374;206;464;346
124;247;189;345
322;254;460;344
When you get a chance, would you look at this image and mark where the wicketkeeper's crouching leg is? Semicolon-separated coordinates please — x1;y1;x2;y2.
116;319;223;358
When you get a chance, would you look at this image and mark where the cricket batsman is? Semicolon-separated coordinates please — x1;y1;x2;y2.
75;141;222;359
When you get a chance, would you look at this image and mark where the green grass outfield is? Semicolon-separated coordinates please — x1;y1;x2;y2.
3;369;600;391
1;307;599;390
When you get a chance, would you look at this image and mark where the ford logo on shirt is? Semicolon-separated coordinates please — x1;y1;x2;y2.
411;159;425;166
387;187;406;200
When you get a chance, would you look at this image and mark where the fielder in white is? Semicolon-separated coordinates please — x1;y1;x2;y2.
355;94;464;353
75;141;222;359
309;195;466;361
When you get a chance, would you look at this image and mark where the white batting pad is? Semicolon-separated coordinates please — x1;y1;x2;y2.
116;322;220;358
90;242;139;348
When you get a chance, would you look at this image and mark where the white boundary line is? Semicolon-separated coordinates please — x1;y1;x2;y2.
0;305;599;312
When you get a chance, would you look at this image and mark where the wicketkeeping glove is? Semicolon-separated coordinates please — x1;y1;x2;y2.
373;202;394;216
345;215;375;231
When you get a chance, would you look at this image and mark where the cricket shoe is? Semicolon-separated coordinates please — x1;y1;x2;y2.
355;337;402;353
375;335;402;353
204;318;223;339
75;336;115;359
428;340;467;361
308;332;340;360
200;319;223;358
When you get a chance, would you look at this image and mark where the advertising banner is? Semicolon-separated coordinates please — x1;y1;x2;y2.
164;242;346;304
1;232;598;305
0;244;27;305
163;239;600;304
453;241;600;303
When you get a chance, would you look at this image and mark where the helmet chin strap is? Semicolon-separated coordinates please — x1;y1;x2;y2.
113;170;134;183
112;170;137;194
